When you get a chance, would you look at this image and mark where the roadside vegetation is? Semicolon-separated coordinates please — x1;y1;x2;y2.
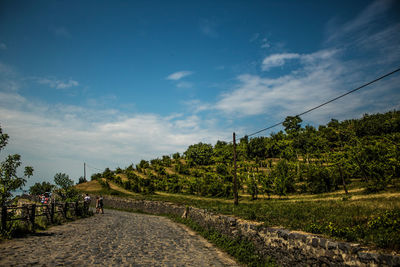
78;110;400;251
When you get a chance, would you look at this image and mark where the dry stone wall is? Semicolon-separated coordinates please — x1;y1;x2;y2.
99;195;400;266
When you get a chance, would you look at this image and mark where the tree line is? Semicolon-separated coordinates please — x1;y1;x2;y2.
92;110;400;198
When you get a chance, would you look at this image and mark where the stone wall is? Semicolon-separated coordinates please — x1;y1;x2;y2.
100;195;400;266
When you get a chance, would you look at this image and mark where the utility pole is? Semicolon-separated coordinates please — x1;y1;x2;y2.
84;162;86;181
233;132;239;206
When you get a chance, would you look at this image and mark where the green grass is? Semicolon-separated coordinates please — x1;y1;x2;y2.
169;215;276;267
96;189;400;251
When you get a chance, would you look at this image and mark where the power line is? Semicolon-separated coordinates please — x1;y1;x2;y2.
239;66;400;139
85;163;103;172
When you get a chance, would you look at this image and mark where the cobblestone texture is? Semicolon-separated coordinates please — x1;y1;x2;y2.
0;209;239;266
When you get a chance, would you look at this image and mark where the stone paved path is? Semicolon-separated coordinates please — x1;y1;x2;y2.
0;209;240;266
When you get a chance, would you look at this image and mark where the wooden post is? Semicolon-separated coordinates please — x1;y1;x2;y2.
84;162;86;181
75;201;79;217
1;206;7;230
50;202;55;223
30;204;36;230
233;132;239;206
63;203;68;219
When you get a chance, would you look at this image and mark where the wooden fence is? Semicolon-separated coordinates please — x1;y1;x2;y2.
0;201;90;230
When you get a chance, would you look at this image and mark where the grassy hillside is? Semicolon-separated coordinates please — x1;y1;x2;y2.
78;110;400;251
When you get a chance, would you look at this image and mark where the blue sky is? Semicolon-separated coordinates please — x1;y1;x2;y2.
1;0;400;186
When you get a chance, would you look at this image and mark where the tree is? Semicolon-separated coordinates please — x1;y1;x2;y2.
29;181;55;195
54;173;74;190
0;126;34;205
78;176;87;184
283;116;302;136
184;142;214;166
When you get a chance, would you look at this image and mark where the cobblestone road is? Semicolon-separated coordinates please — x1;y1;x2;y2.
0;209;239;266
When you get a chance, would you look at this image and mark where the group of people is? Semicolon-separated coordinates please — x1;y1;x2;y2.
83;194;104;214
39;193;51;204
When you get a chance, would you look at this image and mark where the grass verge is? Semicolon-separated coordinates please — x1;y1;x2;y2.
83;184;400;252
168;215;276;267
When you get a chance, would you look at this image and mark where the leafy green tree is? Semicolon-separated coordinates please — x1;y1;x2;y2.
259;173;274;199
54;173;74;190
270;159;295;197
172;152;180;161
184;142;214;166
29;181;55;195
350;137;397;192
213;141;232;163
283;115;302;136
0;126;34;205
246;171;259;200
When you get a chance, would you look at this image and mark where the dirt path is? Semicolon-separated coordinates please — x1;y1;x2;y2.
0;209;239;266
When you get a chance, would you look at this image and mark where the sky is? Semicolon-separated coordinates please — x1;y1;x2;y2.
1;0;400;187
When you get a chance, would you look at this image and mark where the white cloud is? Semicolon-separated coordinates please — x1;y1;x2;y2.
0;91;227;185
214;35;399;123
166;71;193;81
260;38;270;49
212;0;400;126
0;43;7;50
261;53;300;71
36;78;79;89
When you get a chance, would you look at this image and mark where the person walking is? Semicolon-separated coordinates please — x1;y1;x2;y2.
84;194;91;213
98;195;104;214
95;196;99;214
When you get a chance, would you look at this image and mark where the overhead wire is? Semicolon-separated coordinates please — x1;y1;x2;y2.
85;163;103;172
236;66;400;140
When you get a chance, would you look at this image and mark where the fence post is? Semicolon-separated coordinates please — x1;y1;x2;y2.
63;203;68;219
30;204;36;230
1;206;7;231
50;202;55;224
75;201;79;217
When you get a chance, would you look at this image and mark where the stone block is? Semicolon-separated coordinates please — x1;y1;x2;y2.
277;230;289;240
338;242;351;253
312;238;319;248
318;238;327;249
357;252;378;264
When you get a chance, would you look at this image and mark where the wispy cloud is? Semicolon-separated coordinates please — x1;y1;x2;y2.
210;0;400;126
249;33;260;43
260;38;270;49
166;71;193;81
326;0;394;44
0;43;7;50
262;53;300;71
199;18;218;38
36;77;79;89
0;61;21;91
176;81;193;89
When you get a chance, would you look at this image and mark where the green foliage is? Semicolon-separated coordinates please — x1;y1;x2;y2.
304;164;335;194
185;142;214;166
283;115;302;136
351;136;398;192
174;161;190;175
91;172;102;181
269;160;295;197
78;176;87;184
29;181;55;195
0;126;34;205
170;216;275;266
54;173;74;190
